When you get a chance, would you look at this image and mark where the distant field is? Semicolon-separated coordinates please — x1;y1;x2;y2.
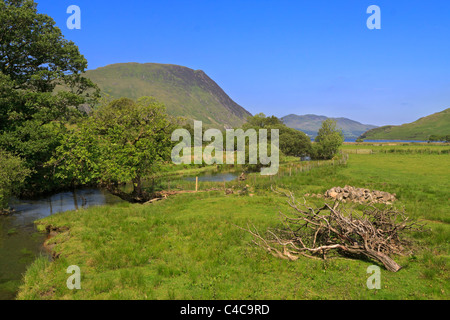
18;147;449;300
341;142;450;155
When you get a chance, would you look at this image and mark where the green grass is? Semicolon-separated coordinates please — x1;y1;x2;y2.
341;142;450;154
17;150;450;300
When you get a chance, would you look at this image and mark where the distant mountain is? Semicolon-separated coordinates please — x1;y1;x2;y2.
85;63;252;128
281;114;378;139
359;108;450;141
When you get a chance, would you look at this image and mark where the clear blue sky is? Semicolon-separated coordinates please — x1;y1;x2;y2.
36;0;450;126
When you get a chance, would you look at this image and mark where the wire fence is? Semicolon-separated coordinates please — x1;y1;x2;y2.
149;153;350;194
342;148;450;155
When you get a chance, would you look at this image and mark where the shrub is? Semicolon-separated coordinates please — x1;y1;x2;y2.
0;150;32;210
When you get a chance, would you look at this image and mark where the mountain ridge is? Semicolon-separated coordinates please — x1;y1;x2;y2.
281;114;378;139
84;62;252;128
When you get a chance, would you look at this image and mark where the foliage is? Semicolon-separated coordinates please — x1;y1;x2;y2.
312;119;344;160
0;149;31;209
243;113;312;157
428;134;450;143
49;97;176;202
0;0;99;194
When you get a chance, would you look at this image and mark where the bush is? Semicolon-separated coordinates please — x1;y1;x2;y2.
0;150;32;210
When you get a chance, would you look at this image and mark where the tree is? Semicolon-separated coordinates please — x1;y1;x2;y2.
279;127;312;157
243;114;311;158
0;0;98;194
50;97;176;203
312;119;344;160
0;149;31;211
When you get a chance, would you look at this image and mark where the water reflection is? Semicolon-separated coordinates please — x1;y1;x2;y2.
184;171;240;182
10;188;122;223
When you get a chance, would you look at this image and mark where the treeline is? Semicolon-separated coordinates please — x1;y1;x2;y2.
0;0;99;210
240;113;343;160
428;135;450;143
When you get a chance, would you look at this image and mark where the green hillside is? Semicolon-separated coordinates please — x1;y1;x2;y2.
84;63;251;128
281;114;377;139
360;108;450;141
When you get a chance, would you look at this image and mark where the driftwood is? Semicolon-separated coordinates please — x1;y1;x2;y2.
239;189;425;272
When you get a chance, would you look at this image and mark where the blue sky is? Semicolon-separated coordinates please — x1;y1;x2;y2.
36;0;450;126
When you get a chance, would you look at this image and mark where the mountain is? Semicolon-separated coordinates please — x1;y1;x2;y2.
359;108;450;141
84;63;252;128
281;114;378;140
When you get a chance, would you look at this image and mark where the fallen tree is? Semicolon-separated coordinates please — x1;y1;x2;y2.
239;189;425;272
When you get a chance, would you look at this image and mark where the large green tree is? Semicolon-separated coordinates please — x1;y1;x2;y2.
50;97;175;203
0;0;98;195
312;119;344;160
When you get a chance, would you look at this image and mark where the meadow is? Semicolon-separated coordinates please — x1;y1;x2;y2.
17;145;449;300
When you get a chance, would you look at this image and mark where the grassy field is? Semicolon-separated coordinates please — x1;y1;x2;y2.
341;142;450;154
17;148;449;300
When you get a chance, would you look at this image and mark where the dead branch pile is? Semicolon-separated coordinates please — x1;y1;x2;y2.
241;190;425;272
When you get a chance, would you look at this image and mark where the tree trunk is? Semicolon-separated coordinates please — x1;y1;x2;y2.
105;177;152;204
342;246;402;272
363;249;402;272
132;176;143;197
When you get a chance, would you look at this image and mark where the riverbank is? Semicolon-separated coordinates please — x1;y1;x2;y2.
17;150;449;300
0;188;123;299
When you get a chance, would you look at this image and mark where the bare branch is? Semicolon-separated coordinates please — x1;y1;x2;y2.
237;188;427;272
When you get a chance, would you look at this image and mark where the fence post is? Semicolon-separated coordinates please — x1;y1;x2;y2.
196;177;198;192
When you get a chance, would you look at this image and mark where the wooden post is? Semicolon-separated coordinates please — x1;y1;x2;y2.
196;177;198;192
